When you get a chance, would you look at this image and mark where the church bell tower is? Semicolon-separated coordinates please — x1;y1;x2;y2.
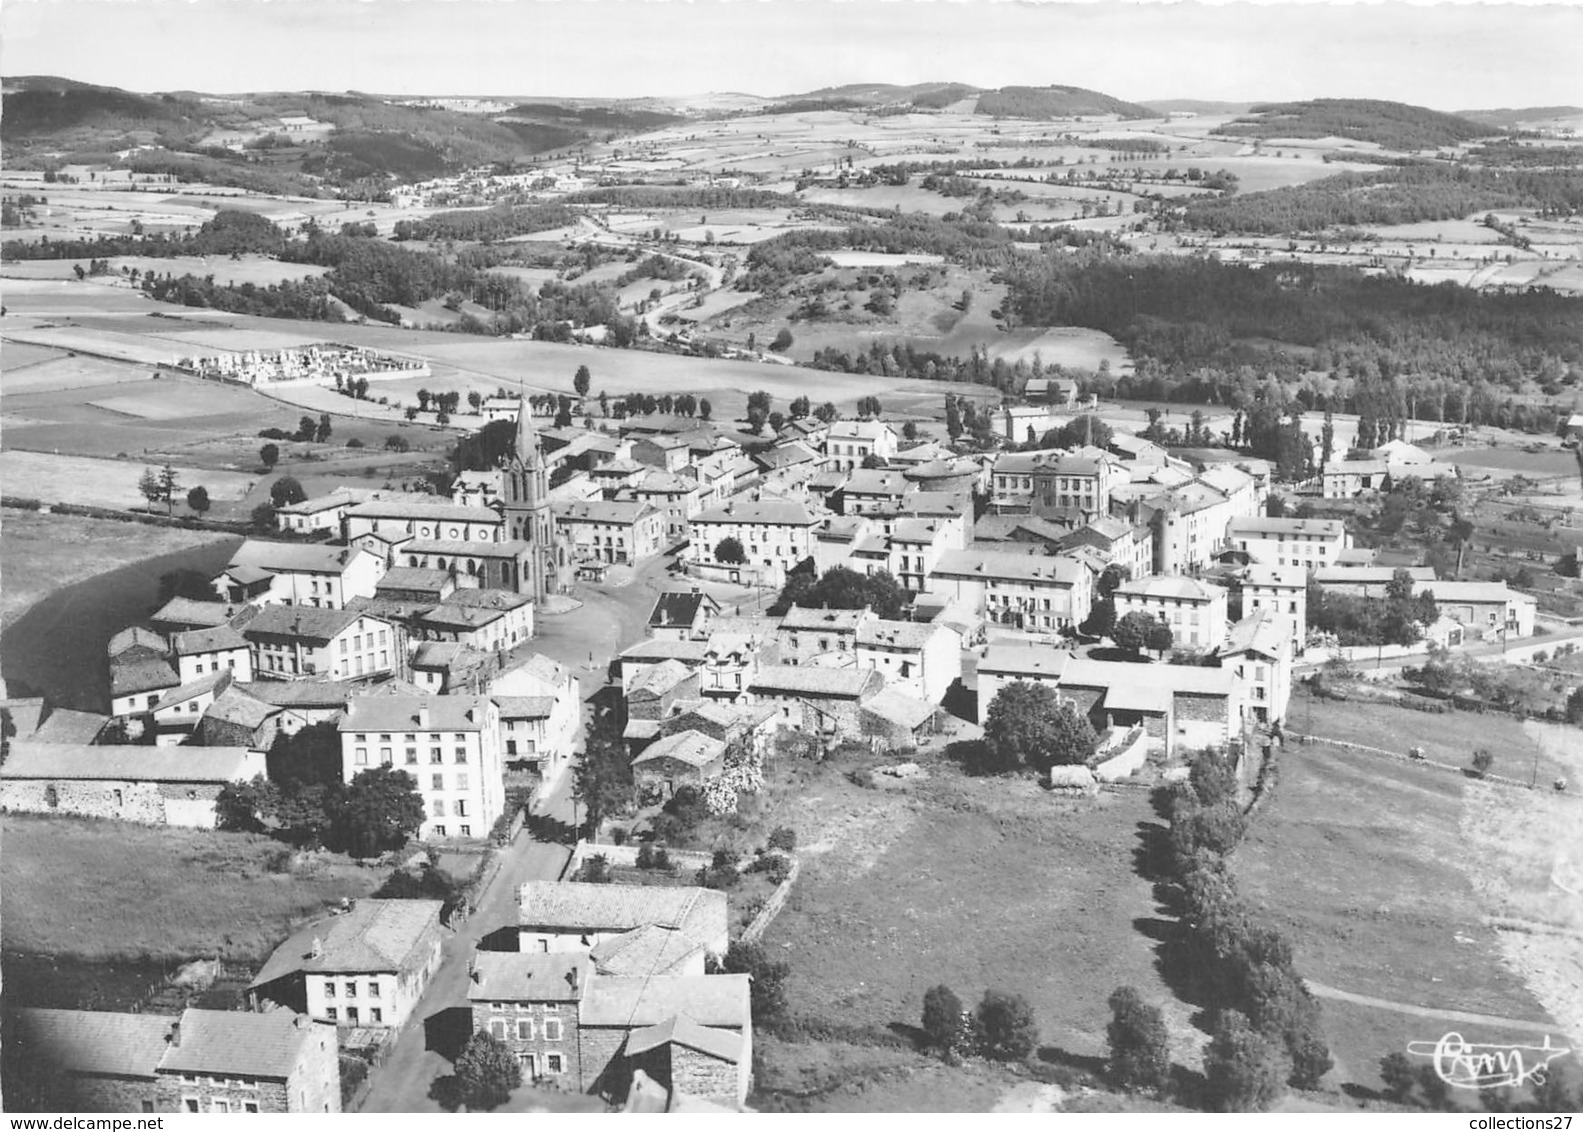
501;395;557;600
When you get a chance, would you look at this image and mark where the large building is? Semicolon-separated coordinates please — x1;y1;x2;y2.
1114;575;1229;651
500;396;564;602
688;499;821;587
0;743;264;828
1226;517;1350;572
927;549;1094;633
338;695;505;840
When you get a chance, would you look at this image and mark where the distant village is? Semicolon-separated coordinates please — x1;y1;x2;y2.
2;382;1542;1114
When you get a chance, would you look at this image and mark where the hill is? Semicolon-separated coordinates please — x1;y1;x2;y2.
1457;105;1583;128
789;82;982;109
0;77;214;141
1215;98;1499;150
1142;99;1258;116
976;84;1156;121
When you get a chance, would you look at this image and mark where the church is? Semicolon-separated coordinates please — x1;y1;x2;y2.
499;396;570;602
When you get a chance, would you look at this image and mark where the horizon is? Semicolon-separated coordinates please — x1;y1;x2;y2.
1;0;1581;112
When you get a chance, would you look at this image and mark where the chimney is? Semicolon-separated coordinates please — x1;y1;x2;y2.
416;705;430;729
311;936;323;958
293;1014;308;1030
568;965;581;993
168;1021;182;1048
468;960;481;985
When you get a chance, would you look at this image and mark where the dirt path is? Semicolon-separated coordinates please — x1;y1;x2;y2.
1304;980;1558;1034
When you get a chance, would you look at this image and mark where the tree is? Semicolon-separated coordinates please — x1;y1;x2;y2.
1147;621;1175;657
572;710;633;834
789;396;811;419
270;476;307;508
1470;747;1495;777
746;408;767;435
946;396;964;441
467;391;483;412
770;327;793;352
902;421;920;441
715;536;746;565
417;388;432;411
976;991;1038;1062
215;774;277;834
315;413;332;443
155;464;180;515
1113;610;1156;654
768;411;787;434
137;466;164;511
453;1031;521;1111
573;364;592;397
1203;1010;1287;1112
1106;986;1171;1091
250;502;277;532
1082;596;1117;638
723;940;789;1026
1051;414;1113;450
778;566;908;620
260;442;280;471
921;985;963;1054
295;414;317;442
186;485;210;516
983;682;1097;774
339;766;425;858
1379;1052;1416;1103
747;390;772;415
698;398;712;421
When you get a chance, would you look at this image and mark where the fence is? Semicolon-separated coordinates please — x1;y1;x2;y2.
738;853;800;946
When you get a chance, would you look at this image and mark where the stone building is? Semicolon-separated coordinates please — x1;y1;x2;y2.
9;1008;339;1114
0;743;264;828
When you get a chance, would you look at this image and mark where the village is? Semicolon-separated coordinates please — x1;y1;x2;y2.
5;358;1577;1114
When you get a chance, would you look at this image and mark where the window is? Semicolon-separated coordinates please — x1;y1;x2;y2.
454;747;468;762
517;1019;534;1040
406;750;418;765
346;982;358;998
370;1008;383;1024
326;1007;338;1021
542;1018;563;1042
490;1019;507;1040
325;980;337;998
212;1101;230;1114
433;800;446;818
431;748;443;764
434;825;446;837
455;773;468;792
460;825;471;836
346;1007;359;1025
141;1102;155;1114
380;747;392;766
546;1052;564;1074
184;1099;200;1113
355;748;369;766
243;1103;259;1113
432;774;445;791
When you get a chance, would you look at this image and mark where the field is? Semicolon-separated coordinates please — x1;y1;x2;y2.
1432;446;1578;478
0;451;258;509
763;765;1200;1070
0;254;330;287
1232;743;1567;1094
0;815;383;974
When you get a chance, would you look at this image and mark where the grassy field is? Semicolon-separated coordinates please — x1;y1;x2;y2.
762;763;1199;1069
1434;447;1577;477
0;511;233;628
0;451;259;509
0;815;383;964
1232;742;1561;1093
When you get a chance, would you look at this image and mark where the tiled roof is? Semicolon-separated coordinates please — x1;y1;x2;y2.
590;925;709;979
154;670;232;711
1422;581;1535;604
857;619;943;651
630;659;696;697
338;695;492;733
932;550;1087;586
626;1015;744;1063
172;626;248;655
843;469;909;496
633;729;726;770
620;639;710;664
203;687;278;730
419;605;508;630
346;501;501;523
517;882;726;940
492;695;555;720
828;420;895;442
1117;575;1227;603
28;707;109;745
250;900;444;987
556;499;659;525
150;598;233;629
979;644;1071;679
157;1009;324;1080
411;642;490;671
579;973;750;1029
1228;516;1347;538
229;540;368;575
13;1008;170;1079
376;567;454;593
861;687;935;730
241;605;368;644
110;657;181;697
693;499;817;526
749;665;882;699
1221;610;1293;659
109;626;167;658
780;605;869;632
466;952;591;1003
234;679;360;708
1241;565;1309;589
404;539;531;558
0;743;261;784
648;591;715;629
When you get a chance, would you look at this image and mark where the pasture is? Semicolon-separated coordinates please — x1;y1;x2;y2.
0;451;258;508
1232;742;1562;1092
0;814;382;966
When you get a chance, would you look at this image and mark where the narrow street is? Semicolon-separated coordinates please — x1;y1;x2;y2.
358;548;760;1111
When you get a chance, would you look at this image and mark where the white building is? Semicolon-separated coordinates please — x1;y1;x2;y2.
855;619;962;705
1218;610;1294;726
1226;517;1350;572
927;549;1093;633
824;420;899;473
338;695;505;841
1240;565;1308;643
688;499;822;587
1115;575;1229;651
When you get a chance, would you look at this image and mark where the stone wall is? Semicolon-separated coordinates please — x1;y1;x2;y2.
564;840;712;877
739;852;799;946
578;1025;631;1098
671;1046;744;1105
2;779;169;825
289;1020;343;1114
55;1073;158;1113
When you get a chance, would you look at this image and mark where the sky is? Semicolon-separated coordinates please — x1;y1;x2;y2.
2;0;1581;111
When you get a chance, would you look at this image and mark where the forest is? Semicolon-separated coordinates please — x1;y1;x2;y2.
391;202;577;242
1212;99;1498;150
1179;164;1583;234
975;85;1154;120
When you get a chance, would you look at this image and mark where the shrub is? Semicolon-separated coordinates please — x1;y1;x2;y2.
1203;1010;1287;1112
1106;986;1171;1091
636;842;656;870
921;984;963;1054
579;853;611;884
975;990;1039;1062
346;437;365;448
723;941;789;1026
453;1031;521;1111
1379;1052;1415;1103
767;825;798;852
1470;747;1495;777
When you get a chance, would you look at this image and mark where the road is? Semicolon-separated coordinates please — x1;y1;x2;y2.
359;549;762;1111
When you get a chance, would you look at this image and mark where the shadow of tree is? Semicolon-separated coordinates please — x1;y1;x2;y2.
526;810;579;846
887;1021;929;1052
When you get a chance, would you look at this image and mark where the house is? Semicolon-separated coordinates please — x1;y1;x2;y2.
409;641;492;694
516;881;730;961
859;686;939;749
1114;575;1230;651
556;499;666;565
450;469;504;508
170;626;253;684
1217;610;1294;725
339;695;505;841
994;405;1065;443
688;499;822;587
991;449;1124;517
1056;517;1153;582
1312;564;1437;598
1323;459;1390;499
151;671;233;745
197;684;312;750
633;730;728;800
618;638;711;695
149;597;237;638
775;605;873;665
747;665;883;739
274;490;367;536
1240;565;1309;643
1375;439;1435;479
855;619;962;704
16;703;110;746
1226;516;1350;572
625;661;704;748
494;693;577;791
374;566;456;603
927;549;1094;633
975;646;1246;757
213;541;384;609
632;435;692;473
621;471;703;545
242;606;400;681
0;743;265;828
647;589;723;641
887;518;955;592
109;654;182;728
903;456;985;497
840;469;912;515
9;1007;339;1114
465;954;752;1105
1132;482;1235;576
1421;581;1537;639
248;900;445;1030
697;620;777;701
415;589;534;654
824;420;898;472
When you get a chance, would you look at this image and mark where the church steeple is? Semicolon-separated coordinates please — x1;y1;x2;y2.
501;392;556;602
513;394;544;470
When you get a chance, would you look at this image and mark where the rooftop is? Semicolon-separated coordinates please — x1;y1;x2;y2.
466;952;590;1003
110;657;181;697
1117;575;1227;603
626;1015;745;1064
648;590;718;630
157;1009;326;1080
694;499;818;526
590;925;709;979
0;743;261;784
1228;516;1348;538
376;567;454;593
749;665;882;699
171;626;248;656
780;605;870;632
228;540;368;576
339;694;493;732
346;500;501;523
932;549;1087;586
579;973;751;1030
556;499;659;525
633;729;727;770
149;597;234;629
517;881;727;939
857;619;944;651
242;605;375;644
250;900;444;987
12;1008;170;1079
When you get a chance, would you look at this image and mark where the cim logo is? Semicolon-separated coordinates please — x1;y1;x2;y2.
1406;1033;1573;1091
